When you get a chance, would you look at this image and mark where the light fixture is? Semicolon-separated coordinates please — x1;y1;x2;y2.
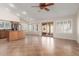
8;3;15;8
16;13;20;16
22;11;27;15
5;8;10;11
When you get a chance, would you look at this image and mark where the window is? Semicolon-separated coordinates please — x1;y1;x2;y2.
5;21;11;29
0;21;11;29
29;24;33;32
0;21;4;29
42;22;53;36
21;23;29;31
34;24;38;32
20;23;39;32
56;19;72;33
50;24;53;34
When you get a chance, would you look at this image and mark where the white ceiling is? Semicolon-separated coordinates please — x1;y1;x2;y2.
0;3;79;21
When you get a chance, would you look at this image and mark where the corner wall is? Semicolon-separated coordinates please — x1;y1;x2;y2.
77;10;79;43
36;15;77;40
53;16;77;40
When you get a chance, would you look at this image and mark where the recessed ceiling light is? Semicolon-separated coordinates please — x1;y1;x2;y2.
16;13;20;16
9;3;15;8
6;8;10;11
22;11;27;15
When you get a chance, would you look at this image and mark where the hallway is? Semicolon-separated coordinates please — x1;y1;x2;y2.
0;35;79;56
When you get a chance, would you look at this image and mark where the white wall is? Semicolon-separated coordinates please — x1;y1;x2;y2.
53;15;78;40
77;10;79;43
72;14;77;40
21;15;77;40
53;18;72;40
0;6;20;22
53;20;72;39
34;15;77;40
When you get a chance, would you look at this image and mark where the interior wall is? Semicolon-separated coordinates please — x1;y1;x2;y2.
77;10;79;43
34;15;77;40
72;14;77;40
21;15;77;40
53;16;77;40
54;20;73;39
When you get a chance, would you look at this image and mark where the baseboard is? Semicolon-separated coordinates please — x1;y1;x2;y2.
53;37;73;40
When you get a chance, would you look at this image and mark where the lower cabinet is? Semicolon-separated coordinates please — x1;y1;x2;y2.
0;30;25;41
0;30;8;39
8;31;25;41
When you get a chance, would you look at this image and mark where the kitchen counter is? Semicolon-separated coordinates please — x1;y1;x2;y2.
8;31;25;41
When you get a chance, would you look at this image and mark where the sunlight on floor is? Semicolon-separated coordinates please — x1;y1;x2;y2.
41;37;55;52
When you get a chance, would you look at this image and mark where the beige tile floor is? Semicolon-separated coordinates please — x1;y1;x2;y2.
0;35;79;56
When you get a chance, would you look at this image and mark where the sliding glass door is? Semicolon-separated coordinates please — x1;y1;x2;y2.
42;22;53;36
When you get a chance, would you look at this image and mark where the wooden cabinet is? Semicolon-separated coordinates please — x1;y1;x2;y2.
18;31;25;39
8;31;25;41
0;30;8;39
9;31;18;41
0;30;25;41
0;30;5;39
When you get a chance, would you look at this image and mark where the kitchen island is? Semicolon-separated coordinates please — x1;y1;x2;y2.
7;31;25;41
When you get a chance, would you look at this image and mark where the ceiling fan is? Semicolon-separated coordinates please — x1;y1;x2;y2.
32;3;54;11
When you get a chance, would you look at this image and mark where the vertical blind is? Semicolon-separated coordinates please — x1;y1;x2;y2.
0;21;11;29
21;23;38;32
55;19;72;33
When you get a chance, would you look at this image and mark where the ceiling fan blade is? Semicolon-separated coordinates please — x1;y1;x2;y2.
32;6;39;7
44;8;50;11
47;3;54;6
32;3;54;12
40;3;46;6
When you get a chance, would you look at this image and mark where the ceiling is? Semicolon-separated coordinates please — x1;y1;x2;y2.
0;3;79;21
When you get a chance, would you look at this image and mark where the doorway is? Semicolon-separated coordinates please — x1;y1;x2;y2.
42;22;53;37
